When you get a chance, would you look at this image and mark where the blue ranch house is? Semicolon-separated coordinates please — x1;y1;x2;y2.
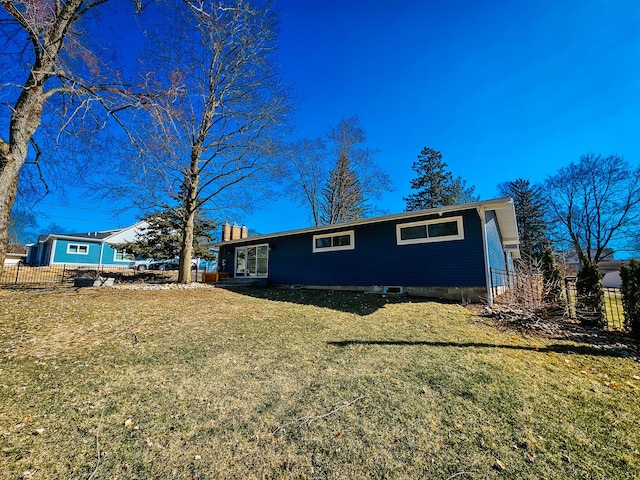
27;222;147;268
215;198;520;304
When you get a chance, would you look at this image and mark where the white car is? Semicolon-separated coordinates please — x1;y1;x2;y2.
129;258;155;270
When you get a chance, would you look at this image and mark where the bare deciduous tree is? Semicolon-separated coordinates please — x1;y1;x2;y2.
281;138;327;226
0;0;146;273
115;0;291;283
545;153;640;265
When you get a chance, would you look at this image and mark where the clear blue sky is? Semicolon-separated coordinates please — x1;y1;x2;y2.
34;0;640;238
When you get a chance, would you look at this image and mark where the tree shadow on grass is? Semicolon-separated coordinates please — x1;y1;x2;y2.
327;339;638;360
218;286;437;315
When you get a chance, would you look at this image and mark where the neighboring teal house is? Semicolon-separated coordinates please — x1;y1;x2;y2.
27;222;147;267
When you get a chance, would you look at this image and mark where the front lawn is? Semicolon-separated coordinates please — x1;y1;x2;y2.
1;286;638;479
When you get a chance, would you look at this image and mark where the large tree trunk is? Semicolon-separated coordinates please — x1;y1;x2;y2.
178;210;195;284
178;170;200;284
0;85;46;275
0;148;24;274
0;0;87;275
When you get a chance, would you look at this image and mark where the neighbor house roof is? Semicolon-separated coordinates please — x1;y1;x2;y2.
38;222;147;244
214;197;520;256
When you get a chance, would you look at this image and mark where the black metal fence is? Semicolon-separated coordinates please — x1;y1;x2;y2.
564;277;625;330
0;264;208;286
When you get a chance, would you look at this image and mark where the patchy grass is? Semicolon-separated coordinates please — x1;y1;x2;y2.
1;286;639;479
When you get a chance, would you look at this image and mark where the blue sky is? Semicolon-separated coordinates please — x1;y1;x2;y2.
33;0;640;238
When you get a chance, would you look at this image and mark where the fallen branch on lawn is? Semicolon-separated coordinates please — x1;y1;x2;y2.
445;472;477;480
273;396;365;435
87;402;106;480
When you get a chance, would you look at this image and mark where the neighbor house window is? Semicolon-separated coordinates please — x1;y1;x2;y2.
396;216;464;245
114;249;133;262
312;230;355;253
67;243;89;255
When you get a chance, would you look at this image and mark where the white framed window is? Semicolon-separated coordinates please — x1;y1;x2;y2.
396;216;464;245
312;230;355;253
114;249;133;262
67;243;89;255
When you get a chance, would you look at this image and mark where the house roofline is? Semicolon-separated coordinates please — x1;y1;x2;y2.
41;233;108;243
212;197;519;249
38;221;148;244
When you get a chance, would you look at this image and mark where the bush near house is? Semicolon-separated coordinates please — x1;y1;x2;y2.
575;260;606;328
621;259;640;338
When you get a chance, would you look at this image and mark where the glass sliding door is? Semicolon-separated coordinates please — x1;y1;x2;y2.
256;245;268;277
235;247;246;276
235;244;269;278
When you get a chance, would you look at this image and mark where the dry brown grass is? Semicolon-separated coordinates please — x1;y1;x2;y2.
1;286;639;479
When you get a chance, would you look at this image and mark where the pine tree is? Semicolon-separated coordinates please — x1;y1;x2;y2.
498;178;548;259
541;243;563;314
620;259;640;338
320;152;364;224
404;147;477;211
575;260;606;327
116;210;216;261
318;118;373;225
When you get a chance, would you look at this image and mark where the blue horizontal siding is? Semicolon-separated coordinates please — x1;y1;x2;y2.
102;244;132;265
485;211;508;286
52;239;101;264
220;209;487;288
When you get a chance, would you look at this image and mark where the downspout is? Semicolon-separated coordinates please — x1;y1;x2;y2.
477;207;494;306
49;239;56;266
99;242;104;268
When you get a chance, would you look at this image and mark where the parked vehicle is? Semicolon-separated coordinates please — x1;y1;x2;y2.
149;259;180;271
129;258;155;271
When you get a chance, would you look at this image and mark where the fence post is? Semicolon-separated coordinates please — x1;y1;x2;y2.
14;263;20;285
61;264;66;284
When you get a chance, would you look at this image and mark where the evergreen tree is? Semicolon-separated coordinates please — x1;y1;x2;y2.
404;147;477;211
541;243;563;312
575;260;606;327
498;178;548;259
319;118;373;225
116;210;216;261
620;259;640;338
320;152;364;224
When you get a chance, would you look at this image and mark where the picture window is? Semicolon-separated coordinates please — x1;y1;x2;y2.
396;217;464;245
313;230;355;253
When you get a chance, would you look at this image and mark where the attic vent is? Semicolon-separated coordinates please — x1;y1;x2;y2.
383;286;404;294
